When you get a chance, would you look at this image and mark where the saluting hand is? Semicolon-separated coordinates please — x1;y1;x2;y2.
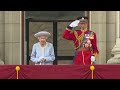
67;20;80;30
69;20;80;28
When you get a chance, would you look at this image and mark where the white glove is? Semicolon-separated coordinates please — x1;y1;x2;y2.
35;57;44;63
91;56;95;62
36;57;46;65
69;20;80;28
39;57;44;61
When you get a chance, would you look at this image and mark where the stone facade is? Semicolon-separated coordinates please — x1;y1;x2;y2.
0;11;21;65
0;11;119;65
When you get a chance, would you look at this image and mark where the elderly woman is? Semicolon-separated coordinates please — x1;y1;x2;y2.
30;31;55;65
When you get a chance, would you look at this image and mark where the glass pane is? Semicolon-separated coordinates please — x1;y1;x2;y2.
29;22;53;55
26;11;85;20
57;22;76;56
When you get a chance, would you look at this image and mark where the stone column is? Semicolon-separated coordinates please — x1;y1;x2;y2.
0;11;5;64
4;11;21;64
107;11;120;64
89;11;91;30
91;11;107;64
106;11;116;62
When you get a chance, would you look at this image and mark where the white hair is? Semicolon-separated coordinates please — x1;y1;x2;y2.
38;36;48;40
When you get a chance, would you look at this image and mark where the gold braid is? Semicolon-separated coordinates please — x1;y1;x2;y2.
74;31;84;49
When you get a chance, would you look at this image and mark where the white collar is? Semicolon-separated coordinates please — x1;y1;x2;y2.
38;42;48;48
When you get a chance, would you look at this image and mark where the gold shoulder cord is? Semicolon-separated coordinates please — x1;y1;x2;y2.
74;31;84;49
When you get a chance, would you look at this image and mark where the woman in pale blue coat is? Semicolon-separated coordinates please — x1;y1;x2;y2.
30;31;55;65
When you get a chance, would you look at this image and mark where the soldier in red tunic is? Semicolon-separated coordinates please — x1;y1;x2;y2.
62;16;99;65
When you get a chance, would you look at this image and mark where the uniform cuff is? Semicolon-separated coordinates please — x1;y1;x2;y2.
67;26;73;30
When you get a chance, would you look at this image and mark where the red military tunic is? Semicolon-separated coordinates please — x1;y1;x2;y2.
62;29;99;65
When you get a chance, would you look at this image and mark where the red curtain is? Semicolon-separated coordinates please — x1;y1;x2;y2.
0;65;16;79
19;65;91;79
93;64;120;79
0;65;120;79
